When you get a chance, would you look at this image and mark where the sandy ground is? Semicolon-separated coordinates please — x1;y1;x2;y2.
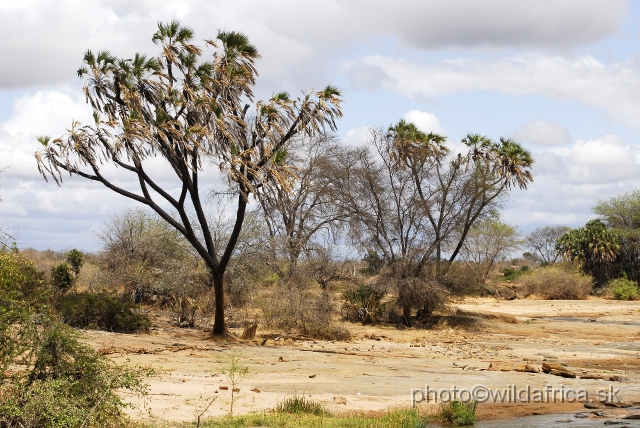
82;298;640;424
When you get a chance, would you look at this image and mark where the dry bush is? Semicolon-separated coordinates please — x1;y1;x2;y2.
96;209;208;304
259;270;350;340
368;263;452;327
18;248;66;284
519;264;593;299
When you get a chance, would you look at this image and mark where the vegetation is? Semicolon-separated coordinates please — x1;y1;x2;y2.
608;277;639;300
260;278;350;340
460;218;523;284
437;400;477;426
220;353;250;416
275;395;330;416
338;124;533;326
56;291;150;333
341;284;387;324
35;21;343;335
519;264;593;300
594;189;640;283
145;408;429;427
0;252;150;428
556;219;619;287
502;266;529;281
526;225;570;265
0;251;47;303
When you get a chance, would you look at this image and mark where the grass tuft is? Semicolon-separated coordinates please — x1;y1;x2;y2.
437;400;477;426
275;395;330;416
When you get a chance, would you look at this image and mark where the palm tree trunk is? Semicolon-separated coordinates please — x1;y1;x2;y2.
211;272;226;335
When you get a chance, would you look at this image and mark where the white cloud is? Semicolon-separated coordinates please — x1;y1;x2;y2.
363;54;640;127
502;134;640;232
511;120;571;146
404;110;447;135
342;126;371;147
0;89;225;250
0;0;627;89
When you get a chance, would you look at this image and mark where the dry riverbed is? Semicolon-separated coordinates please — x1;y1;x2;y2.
82;298;640;424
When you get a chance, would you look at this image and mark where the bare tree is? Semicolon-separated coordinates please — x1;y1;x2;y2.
460;218;523;284
391;125;533;278
96;208;195;301
255;136;346;274
35;21;342;334
339;123;533;325
526;225;570;265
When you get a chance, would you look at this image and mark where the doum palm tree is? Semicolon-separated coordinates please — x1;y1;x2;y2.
35;21;342;335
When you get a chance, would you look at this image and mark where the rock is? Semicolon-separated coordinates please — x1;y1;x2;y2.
584;401;602;409
549;368;577;378
309;374;316;378
459;310;517;323
581;373;606;380
542;362;576;378
250;388;261;393
488;362;528;372
602;402;633;409
219;385;229;390
524;364;540;373
537;353;558;359
333;396;347;405
622;414;640;419
555;419;572;423
575;412;590;418
495;286;517;301
603;421;626;425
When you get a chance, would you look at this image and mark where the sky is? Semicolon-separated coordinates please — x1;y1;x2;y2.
2;0;640;251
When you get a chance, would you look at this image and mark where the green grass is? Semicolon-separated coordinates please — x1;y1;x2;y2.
275;395;331;416
141;408;429;428
437;400;477;426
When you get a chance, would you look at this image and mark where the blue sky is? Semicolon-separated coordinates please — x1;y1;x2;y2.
1;0;640;251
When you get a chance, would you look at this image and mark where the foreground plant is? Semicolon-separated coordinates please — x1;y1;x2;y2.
0;251;151;428
220;353;250;416
437;400;477;426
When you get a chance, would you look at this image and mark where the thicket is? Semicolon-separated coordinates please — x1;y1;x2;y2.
519;264;592;300
56;291;150;333
0;252;149;428
608;277;639;300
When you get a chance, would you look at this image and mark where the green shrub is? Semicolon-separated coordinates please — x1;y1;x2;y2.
341;284;387;324
519;265;593;300
609;278;639;300
0;281;150;427
438;400;477;426
51;263;74;293
502;266;527;281
275;395;331;416
0;252;47;303
56;292;150;333
65;249;84;276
